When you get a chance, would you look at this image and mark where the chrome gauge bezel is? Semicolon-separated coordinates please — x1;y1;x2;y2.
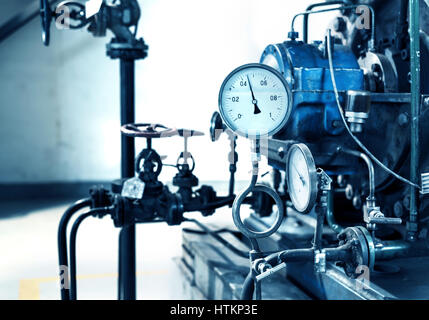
286;143;318;214
218;63;292;138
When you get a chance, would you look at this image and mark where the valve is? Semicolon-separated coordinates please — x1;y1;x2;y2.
364;198;402;231
40;0;88;46
121;123;177;138
172;129;204;202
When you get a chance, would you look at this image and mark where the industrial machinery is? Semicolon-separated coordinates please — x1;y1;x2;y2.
183;0;429;300
50;0;429;300
2;0;429;300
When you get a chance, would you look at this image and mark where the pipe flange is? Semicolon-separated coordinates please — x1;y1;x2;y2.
338;227;371;278
356;226;375;271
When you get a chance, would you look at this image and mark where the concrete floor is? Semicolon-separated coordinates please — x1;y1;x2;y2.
0;195;236;300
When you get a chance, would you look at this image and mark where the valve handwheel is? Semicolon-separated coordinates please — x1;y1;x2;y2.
61;2;87;30
121;123;178;138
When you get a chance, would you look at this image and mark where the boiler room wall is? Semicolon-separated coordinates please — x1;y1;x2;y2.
0;0;335;184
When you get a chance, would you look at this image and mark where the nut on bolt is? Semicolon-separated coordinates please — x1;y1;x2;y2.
253;259;272;274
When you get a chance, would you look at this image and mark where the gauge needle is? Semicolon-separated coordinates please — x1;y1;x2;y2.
247;75;261;114
292;163;306;186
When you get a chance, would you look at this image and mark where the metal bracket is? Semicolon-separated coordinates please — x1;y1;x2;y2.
314;249;326;273
255;262;287;282
421;172;429;195
317;169;332;192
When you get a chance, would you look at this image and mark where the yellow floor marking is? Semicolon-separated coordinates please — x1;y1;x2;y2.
19;270;168;300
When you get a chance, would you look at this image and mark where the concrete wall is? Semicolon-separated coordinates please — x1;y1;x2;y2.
0;0;335;184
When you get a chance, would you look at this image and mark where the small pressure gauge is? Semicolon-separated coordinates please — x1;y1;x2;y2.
218;63;292;138
286;143;318;213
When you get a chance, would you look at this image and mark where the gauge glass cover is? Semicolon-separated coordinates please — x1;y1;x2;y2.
218;63;292;138
286;144;317;213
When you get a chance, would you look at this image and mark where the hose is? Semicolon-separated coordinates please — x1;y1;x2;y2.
326;30;421;189
58;198;91;300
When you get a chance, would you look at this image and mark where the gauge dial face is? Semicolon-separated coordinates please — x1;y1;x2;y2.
218;63;292;138
286;144;318;213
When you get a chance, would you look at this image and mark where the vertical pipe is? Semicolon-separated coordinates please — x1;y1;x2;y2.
228;135;237;197
120;59;136;178
118;225;136;299
58;198;92;300
408;0;421;241
313;206;325;251
118;58;136;300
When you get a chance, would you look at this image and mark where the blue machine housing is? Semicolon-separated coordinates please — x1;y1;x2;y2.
260;41;364;140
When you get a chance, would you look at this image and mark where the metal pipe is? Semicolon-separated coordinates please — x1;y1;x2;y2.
408;0;421;241
303;1;345;44
69;207;112;300
69;212;94;300
118;57;137;300
342;148;375;201
326;189;344;233
313;205;325;251
57;198;91;300
228;133;237;197
118;225;136;300
374;240;411;260
241;271;255;300
183;195;235;212
120;58;136;178
292;5;375;50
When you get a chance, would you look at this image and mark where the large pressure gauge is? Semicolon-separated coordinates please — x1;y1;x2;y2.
286;143;318;213
218;63;292;138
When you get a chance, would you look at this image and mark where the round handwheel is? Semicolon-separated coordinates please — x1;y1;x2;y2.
40;0;52;46
135;149;163;179
176;152;196;172
121;123;178;138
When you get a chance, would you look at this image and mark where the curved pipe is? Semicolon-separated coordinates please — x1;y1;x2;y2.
69;211;94;300
58;198;91;300
341;148;375;201
303;1;346;44
292;4;375;50
326;189;344;233
69;207;112;300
